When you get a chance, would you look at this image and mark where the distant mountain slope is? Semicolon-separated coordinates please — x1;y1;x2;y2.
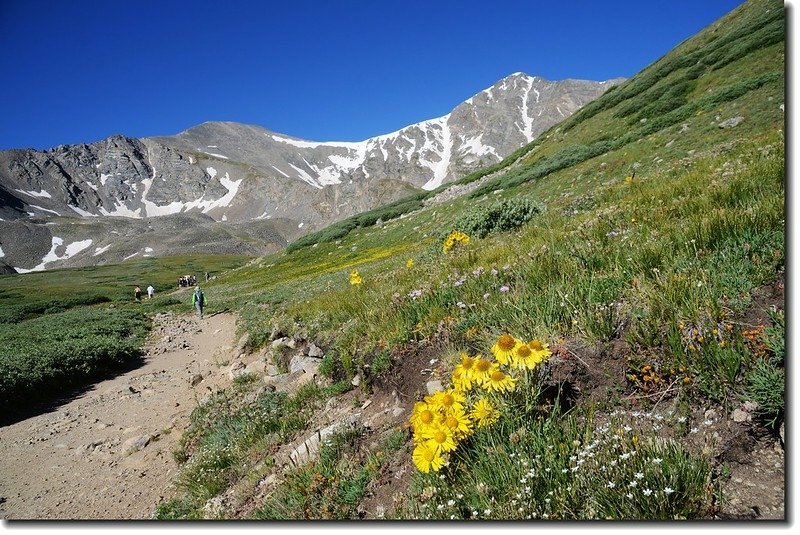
0;73;620;271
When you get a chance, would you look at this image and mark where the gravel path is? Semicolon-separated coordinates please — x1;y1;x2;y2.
0;312;238;520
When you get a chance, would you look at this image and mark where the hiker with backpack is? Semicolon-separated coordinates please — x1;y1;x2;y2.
192;286;206;319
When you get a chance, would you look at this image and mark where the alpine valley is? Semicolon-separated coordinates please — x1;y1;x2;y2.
0;73;621;272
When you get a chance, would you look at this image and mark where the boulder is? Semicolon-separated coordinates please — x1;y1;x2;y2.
121;435;150;455
289;355;320;375
288;414;362;467
718;116;744;128
227;361;247;380
307;343;324;358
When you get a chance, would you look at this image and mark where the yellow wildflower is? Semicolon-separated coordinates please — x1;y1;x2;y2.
491;334;521;365
470;397;499;428
471;356;494;386
409;401;437;438
527;339;552;365
439;406;473;440
349;269;362;285
406;258;414;268
420;426;458;453
452;353;477;392
483;369;517;393
510;343;536;370
442;230;470;254
425;388;465;414
412;441;445;473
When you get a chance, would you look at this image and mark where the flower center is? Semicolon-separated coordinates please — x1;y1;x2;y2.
434;431;447;444
490;370;506;382
475;359;491;372
498;334;516;351
420;410;434;424
516;345;531;358
441;393;454;406
530;340;544;351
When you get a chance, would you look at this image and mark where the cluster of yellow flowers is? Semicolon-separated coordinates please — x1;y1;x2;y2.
442;230;470;254
409;334;552;473
349;269;362;285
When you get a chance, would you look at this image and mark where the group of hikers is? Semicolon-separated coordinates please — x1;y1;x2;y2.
178;272;212;288
133;285;155;301
178;275;197;287
134;277;207;319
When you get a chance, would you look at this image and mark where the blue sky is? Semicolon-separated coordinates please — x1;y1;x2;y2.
0;0;749;151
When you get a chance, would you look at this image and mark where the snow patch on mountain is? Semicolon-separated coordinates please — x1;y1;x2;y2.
94;244;113;256
518;75;536;142
421;116;453;190
99;200;142;218
15;189;52;199
16;237;93;273
201;150;229;159
68;205;97;217
29;205;61;216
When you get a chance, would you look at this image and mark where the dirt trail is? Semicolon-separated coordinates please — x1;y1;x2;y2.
0;311;239;520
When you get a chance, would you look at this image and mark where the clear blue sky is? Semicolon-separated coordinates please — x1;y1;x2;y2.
0;0;748;151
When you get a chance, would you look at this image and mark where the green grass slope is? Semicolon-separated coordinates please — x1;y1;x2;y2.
2;0;785;520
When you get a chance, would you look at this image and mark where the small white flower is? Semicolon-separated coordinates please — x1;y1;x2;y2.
437;504;444;511
562;468;569;473
635;472;644;479
484;508;491;515
447;499;455;506
626;493;634;499
456;494;463;499
690;427;699;434
652;458;663;465
643;488;653;496
610;460;618;467
629;480;638;488
624;425;633;432
607;481;616;489
704;419;714;426
664;487;675;495
678;416;687;423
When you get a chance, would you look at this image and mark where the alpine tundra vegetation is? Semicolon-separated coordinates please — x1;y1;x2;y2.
0;0;785;521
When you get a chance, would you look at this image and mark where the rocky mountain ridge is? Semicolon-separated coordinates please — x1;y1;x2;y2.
0;73;622;272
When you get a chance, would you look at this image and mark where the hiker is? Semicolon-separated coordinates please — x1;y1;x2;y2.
134;286;142;301
147;285;155;299
192;286;206;319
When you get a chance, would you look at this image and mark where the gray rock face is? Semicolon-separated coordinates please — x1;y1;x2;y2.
0;72;622;271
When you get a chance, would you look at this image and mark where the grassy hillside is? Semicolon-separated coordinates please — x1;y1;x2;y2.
1;0;785;520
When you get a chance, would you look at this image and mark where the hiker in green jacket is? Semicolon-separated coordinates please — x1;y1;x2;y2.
192;286;206;319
